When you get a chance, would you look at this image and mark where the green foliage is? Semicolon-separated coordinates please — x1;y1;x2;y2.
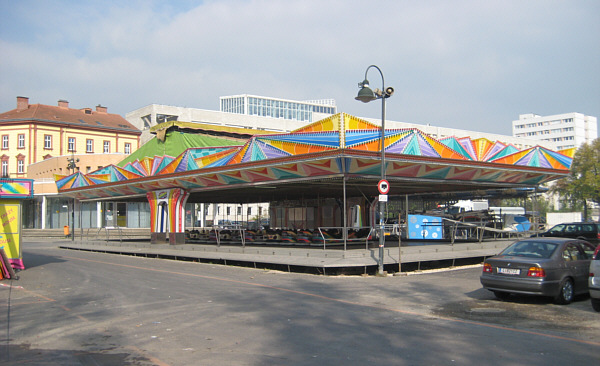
551;138;600;219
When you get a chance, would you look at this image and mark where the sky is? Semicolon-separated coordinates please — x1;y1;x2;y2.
1;0;599;136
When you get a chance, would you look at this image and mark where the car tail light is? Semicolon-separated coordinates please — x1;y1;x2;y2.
527;266;546;277
483;263;493;273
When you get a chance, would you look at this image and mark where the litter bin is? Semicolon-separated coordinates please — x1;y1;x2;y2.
63;225;70;237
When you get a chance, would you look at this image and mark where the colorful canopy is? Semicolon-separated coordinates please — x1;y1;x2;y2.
55;113;572;200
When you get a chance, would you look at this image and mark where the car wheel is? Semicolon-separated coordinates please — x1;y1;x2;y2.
493;291;511;301
554;278;574;305
592;298;600;312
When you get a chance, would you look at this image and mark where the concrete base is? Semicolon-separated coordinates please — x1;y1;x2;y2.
59;239;514;275
169;232;186;245
151;232;168;244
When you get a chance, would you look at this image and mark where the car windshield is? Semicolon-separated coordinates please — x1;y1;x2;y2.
548;224;565;233
500;240;559;258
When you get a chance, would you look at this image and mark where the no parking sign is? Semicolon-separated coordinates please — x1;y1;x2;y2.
378;179;390;195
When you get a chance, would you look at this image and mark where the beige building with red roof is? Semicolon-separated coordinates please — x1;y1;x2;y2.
0;96;141;229
0;96;140;178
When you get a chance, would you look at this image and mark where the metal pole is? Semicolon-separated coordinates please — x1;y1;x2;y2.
71;198;75;242
356;65;392;276
343;175;347;252
398;212;402;273
405;194;409;231
79;200;83;243
378;93;386;275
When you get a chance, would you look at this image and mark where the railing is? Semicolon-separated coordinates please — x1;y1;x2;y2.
316;226;374;250
85;227;151;242
420;218;530;243
212;225;246;247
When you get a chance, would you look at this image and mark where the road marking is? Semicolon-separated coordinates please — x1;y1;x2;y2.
60;253;600;347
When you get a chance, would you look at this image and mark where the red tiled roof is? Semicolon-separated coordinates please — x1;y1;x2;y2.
0;103;141;135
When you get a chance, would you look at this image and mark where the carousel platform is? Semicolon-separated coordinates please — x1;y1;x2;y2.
55;236;516;275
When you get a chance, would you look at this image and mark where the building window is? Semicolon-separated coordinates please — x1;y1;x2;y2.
18;134;25;149
86;139;93;153
124;143;131;154
44;135;52;149
103;141;110;153
1;160;8;177
2;135;8;150
68;137;76;152
247;207;252;215
17;159;24;174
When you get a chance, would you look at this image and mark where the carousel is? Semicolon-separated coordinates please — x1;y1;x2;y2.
55;113;573;247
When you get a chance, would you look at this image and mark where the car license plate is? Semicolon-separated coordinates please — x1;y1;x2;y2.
498;267;520;275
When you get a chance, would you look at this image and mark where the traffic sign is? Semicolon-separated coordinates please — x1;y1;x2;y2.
378;179;390;194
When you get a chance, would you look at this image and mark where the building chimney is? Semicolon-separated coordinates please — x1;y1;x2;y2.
58;99;69;108
95;104;107;113
16;96;29;111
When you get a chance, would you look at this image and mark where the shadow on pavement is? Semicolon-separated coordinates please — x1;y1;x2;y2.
20;252;67;269
0;343;155;366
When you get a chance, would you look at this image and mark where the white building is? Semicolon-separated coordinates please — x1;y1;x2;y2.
200;202;270;229
127;95;558;150
220;94;336;123
363;117;554;151
512;113;598;150
127;95;337;144
513;113;598;213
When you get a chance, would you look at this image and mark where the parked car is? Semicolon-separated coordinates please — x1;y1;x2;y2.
533;222;600;244
480;238;596;304
589;244;600;312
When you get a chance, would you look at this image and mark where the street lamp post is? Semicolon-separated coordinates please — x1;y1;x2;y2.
66;155;79;242
355;65;394;276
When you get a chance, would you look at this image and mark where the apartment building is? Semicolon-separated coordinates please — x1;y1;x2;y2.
513;113;598;150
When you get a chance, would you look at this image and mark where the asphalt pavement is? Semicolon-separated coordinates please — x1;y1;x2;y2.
1;239;598;365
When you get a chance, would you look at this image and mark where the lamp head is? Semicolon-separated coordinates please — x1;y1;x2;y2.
355;79;377;103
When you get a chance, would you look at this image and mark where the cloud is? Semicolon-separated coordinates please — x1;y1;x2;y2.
1;0;598;135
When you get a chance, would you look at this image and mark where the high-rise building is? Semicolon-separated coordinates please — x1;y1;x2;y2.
512;113;598;150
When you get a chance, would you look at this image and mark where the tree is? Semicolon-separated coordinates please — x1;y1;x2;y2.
551;138;600;220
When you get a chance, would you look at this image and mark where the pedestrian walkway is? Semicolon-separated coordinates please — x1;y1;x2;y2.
55;237;514;275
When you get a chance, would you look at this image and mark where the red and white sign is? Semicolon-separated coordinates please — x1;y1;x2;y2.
378;179;390;194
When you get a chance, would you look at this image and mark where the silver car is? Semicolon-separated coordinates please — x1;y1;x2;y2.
589;245;600;312
481;238;596;304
